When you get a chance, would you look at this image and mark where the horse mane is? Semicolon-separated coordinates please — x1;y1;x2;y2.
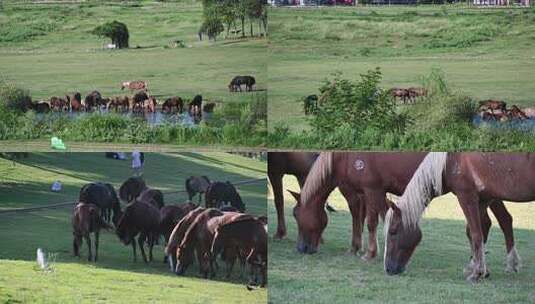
385;152;448;231
300;152;333;205
164;207;204;255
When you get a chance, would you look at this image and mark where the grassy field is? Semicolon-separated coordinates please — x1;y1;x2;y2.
268;174;535;303
0;152;267;303
268;6;535;131
0;1;266;103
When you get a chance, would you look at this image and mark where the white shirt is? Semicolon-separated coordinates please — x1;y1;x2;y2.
132;151;142;169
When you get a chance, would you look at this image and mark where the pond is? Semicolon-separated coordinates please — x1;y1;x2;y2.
36;110;214;127
472;115;535;132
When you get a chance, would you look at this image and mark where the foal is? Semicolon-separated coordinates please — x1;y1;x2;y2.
72;202;112;262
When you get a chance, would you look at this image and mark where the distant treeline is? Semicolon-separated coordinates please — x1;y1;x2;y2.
200;0;267;41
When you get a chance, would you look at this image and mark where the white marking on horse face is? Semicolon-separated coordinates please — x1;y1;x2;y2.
354;159;365;171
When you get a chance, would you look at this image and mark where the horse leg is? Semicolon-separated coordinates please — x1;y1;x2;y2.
138;233;148;263
149;233;155;262
132;240;137;262
361;191;383;261
458;192;486;283
73;233;82;257
339;184;364;255
268;171;286;239
489;200;520;272
94;230;99;262
85;234;92;262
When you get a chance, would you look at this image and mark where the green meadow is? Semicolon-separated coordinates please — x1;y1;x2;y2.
0;152;267;303
268;174;535;303
268;6;535;131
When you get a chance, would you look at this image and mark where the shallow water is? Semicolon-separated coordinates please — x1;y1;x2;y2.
472;115;535;132
37;110;206;127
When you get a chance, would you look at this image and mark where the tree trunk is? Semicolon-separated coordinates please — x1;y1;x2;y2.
241;17;245;38
250;20;253;37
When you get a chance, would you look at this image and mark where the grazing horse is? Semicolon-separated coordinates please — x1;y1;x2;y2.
84;91;102;112
189;95;202;115
67;92;83;112
144;96;157;113
121;80;148;92
383;153;532;282
137;188;164;209
479;99;506;114
390;88;410;104
79;182;122;226
293;152;516;262
507;105;528;120
229;76;255;92
268;152;337;240
32;101;51;113
159;202;198;247
132;91;149;113
303;95;318;115
407;87;427;101
116;199;160;263
205;181;246;212
211;215;267;285
50;96;69;112
175;208;225;276
72;202;112;262
185;176;211;203
162;97;184;113
165;207;206;272
521;107;535;118
119;177;147;203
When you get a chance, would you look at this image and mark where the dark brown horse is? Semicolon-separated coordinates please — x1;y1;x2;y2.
72;202;112;262
211;215;267;285
175;208;225;277
138;188;164;209
205;182;245;212
116;199;160;263
293;152;515;262
119;177;147;203
268;152;337;240
165;207;206;272
185;176;211;203
79;182;122;226
162;97;183;113
384;153;531;282
159;202;198;246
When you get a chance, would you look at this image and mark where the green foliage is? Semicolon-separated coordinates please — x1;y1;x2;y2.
91;20;129;48
0;82;32;112
310;68;409;136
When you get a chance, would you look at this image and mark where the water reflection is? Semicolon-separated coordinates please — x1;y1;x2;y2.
472;115;535;132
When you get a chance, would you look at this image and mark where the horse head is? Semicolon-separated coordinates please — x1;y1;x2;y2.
384;203;422;275
289;190;327;255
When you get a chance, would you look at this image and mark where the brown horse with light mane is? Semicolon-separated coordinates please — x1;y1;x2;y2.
293;152;516;262
267;152;337;240
384;153;530;283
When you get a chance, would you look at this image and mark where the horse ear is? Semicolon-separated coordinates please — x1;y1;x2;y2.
287;190;301;202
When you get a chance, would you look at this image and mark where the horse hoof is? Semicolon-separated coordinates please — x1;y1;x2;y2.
273;231;286;240
361;253;375;262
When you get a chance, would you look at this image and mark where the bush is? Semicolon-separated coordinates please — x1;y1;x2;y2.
309;68;409;137
0;82;32;112
91;21;129;48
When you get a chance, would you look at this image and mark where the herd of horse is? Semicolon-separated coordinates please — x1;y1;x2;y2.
72;176;266;289
269;152;534;283
478;99;535;122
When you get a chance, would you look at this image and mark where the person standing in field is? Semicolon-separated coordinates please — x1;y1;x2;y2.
132;151;145;176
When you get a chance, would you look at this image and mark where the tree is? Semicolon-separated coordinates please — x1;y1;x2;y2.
91;21;130;49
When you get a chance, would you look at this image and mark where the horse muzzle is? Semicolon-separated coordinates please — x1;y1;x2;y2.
385;261;405;275
296;241;317;254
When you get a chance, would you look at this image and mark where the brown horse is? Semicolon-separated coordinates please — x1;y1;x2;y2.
162;97;183;113
293;152;515;262
211;215;267;285
159;202;198;246
138;188;164;209
67;92;82;112
116;199;160;263
165;207;206;272
479;99;506;114
268;152;337;240
384;153;530;283
72;202;112;262
175;208;225;277
390;88;410;104
144;96;157;113
119;177;147;203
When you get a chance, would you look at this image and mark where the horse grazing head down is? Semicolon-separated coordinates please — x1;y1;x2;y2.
289;190;327;255
383;204;422;275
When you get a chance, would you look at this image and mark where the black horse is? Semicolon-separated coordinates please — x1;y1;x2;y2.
119;177;146;203
79;182;122;226
185;176;211;203
205;181;245;212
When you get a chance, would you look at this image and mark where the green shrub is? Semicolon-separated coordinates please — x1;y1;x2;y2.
91;21;129;48
0;82;32;112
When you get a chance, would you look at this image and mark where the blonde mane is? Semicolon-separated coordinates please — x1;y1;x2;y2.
300;152;333;205
385;152;448;231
